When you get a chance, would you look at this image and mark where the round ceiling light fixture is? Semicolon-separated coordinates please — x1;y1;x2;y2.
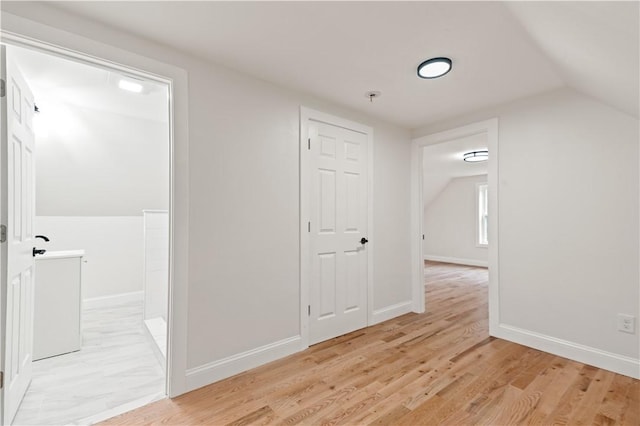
463;150;489;162
417;57;452;79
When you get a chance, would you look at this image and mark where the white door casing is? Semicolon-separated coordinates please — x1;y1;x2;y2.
1;22;188;397
1;46;37;425
302;109;372;346
411;119;499;330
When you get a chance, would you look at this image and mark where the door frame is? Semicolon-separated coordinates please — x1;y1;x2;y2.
410;118;500;333
0;26;190;412
299;107;374;349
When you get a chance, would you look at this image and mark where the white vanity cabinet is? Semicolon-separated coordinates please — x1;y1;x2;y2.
33;250;84;361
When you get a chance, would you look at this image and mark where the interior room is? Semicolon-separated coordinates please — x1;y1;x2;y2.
421;134;489;325
0;1;638;425
422;134;489;268
5;45;170;424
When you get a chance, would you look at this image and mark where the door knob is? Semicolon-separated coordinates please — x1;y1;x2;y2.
33;248;46;257
360;237;369;245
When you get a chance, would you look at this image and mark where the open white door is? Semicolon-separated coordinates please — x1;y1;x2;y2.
1;45;37;425
308;120;369;345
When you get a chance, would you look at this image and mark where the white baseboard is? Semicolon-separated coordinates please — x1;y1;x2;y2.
185;335;302;392
372;301;414;325
494;324;640;379
83;290;143;310
424;255;488;268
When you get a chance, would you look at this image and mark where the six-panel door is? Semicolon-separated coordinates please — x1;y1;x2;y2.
3;47;36;425
309;121;368;345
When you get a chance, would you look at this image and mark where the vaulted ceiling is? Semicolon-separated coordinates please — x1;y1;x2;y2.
422;132;488;207
5;1;638;129
8;44;169;123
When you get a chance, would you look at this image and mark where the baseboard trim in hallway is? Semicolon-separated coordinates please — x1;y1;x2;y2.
372;300;413;324
495;324;640;379
185;335;302;392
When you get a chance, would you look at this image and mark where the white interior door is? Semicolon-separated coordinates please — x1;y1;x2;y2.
308;120;368;345
1;46;36;425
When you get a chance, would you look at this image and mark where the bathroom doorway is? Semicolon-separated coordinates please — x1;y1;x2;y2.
2;43;172;425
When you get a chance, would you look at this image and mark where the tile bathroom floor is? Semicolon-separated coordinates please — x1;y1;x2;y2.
13;299;165;426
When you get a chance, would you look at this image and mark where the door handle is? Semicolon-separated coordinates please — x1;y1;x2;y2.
360;237;369;245
33;248;46;257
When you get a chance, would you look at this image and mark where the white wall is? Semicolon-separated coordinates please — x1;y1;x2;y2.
423;175;488;266
29;79;169;300
1;4;414;390
185;54;412;368
35;216;143;299
415;88;639;374
35;100;169;216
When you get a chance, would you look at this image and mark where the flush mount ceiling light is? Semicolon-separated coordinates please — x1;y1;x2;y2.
118;79;143;93
417;57;452;79
463;150;489;162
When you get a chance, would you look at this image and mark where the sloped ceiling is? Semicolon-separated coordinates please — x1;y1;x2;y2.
9;45;169;123
422;133;488;208
3;1;637;128
506;1;639;118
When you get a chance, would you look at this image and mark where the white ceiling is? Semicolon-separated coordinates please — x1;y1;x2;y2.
9;1;637;129
8;44;169;123
422;133;488;207
505;1;639;118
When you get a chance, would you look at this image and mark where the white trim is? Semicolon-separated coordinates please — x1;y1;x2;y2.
371;301;413;325
82;291;144;310
299;108;311;348
1;13;190;398
423;255;488;268
185;336;302;392
299;107;374;349
410;141;425;314
0;45;7;426
495;324;640;379
412;119;499;328
475;182;489;247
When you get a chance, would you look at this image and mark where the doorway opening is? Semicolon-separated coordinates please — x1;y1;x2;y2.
421;133;489;268
411;119;499;332
2;42;172;425
420;132;490;336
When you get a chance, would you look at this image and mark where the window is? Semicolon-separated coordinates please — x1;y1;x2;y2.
477;183;488;246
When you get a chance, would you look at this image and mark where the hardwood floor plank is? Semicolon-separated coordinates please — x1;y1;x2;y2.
100;262;639;426
598;373;634;422
544;364;600;424
621;376;640;425
225;406;275;426
569;368;616;425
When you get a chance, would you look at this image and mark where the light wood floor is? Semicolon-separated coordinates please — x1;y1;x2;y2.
101;262;639;425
